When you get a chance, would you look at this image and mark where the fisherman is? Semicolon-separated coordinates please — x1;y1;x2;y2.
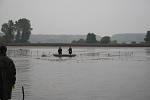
0;45;16;100
68;46;72;55
58;46;62;55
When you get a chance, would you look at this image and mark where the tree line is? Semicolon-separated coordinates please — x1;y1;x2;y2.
1;18;150;45
0;18;32;43
144;31;150;43
72;31;150;44
72;33;113;44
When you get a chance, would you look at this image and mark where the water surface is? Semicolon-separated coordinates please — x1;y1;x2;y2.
8;47;150;100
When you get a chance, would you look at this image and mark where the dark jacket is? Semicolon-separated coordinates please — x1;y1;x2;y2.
58;48;62;55
68;47;72;55
0;55;16;99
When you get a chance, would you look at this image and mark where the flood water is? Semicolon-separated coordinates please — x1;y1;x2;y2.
7;47;150;100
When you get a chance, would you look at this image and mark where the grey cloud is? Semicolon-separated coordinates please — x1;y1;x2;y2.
0;0;150;35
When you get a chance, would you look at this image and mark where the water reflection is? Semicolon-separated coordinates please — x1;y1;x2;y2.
145;48;150;55
11;57;33;100
7;47;150;100
7;49;30;57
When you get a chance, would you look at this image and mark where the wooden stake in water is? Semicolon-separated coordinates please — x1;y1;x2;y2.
22;86;25;100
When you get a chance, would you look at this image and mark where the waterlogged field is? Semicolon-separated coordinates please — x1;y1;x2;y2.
7;47;150;100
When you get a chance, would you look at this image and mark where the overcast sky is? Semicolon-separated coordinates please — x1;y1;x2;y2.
0;0;150;36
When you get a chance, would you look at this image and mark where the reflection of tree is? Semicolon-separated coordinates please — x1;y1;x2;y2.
86;52;100;56
7;49;30;57
145;48;150;56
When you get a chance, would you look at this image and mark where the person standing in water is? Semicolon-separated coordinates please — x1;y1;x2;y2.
68;46;72;55
58;46;62;55
0;45;16;100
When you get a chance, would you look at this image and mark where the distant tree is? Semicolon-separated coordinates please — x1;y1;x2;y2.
131;41;136;44
1;20;15;43
0;36;5;42
15;18;32;43
0;36;2;42
121;42;126;44
78;39;85;43
0;18;32;43
140;42;144;44
71;40;77;43
15;30;21;42
111;40;117;44
144;31;150;43
72;39;85;43
100;36;111;44
86;33;97;43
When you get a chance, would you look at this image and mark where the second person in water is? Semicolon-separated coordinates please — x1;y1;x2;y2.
68;46;72;55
